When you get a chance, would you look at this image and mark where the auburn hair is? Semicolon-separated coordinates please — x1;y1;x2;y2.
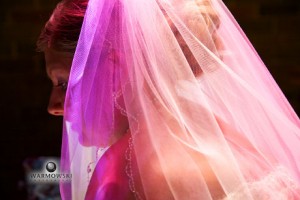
37;0;88;53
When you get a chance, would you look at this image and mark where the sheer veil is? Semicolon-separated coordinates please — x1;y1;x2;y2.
60;0;300;199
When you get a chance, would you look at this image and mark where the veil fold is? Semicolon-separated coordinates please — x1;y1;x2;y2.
60;0;300;199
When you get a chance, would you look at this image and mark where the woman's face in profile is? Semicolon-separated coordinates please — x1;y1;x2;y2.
45;48;72;116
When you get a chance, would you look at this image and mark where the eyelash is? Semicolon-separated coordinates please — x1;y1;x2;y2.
55;81;68;91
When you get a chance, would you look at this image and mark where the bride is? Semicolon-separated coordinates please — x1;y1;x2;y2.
37;0;300;199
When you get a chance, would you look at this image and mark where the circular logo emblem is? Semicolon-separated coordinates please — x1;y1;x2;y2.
46;162;56;173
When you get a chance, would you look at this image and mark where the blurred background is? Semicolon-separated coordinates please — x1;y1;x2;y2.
0;0;299;199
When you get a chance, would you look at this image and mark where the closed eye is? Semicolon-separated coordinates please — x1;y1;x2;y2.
54;81;68;92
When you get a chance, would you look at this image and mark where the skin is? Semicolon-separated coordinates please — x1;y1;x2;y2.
45;48;73;116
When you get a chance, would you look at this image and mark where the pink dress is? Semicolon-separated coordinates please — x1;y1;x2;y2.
85;133;135;200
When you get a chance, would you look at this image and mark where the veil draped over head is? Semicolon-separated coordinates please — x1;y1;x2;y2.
60;0;300;199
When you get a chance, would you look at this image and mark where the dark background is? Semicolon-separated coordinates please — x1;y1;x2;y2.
0;0;299;199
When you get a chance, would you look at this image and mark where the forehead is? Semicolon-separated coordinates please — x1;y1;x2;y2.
45;48;73;75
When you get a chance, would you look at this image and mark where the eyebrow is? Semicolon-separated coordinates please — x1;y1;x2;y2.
47;64;70;80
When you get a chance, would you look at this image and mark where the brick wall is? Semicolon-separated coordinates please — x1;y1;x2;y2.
0;0;299;199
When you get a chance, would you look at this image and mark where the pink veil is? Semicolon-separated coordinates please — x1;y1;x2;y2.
60;0;300;199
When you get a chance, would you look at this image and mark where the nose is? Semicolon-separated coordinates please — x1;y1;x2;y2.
48;87;64;116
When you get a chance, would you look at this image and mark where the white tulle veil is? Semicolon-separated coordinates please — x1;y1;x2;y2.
59;0;300;199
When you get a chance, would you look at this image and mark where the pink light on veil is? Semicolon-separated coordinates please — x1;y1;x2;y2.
60;0;300;199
